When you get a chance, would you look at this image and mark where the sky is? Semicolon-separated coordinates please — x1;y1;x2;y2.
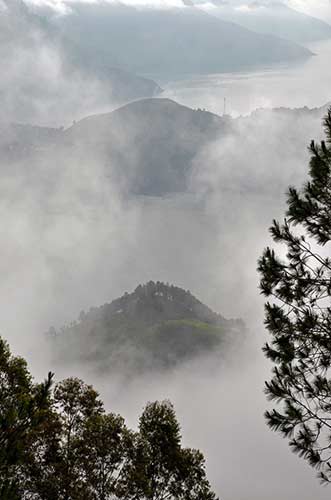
289;0;331;19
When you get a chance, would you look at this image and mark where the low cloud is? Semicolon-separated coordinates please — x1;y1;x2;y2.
1;2;331;498
24;0;331;19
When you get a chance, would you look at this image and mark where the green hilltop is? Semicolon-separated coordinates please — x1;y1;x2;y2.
49;281;244;374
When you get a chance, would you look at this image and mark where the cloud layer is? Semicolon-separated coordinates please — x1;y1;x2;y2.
25;0;331;21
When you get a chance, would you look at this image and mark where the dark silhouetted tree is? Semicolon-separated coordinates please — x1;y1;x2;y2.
258;108;331;483
78;412;133;499
51;377;104;499
0;337;53;497
0;338;218;499
125;400;217;500
25;378;134;500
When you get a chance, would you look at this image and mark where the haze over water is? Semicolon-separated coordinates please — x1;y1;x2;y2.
162;40;331;116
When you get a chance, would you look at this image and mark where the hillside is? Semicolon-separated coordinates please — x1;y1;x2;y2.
59;99;330;195
0;0;161;124
48;282;243;373
0;98;229;195
47;2;312;76
202;1;331;44
0;98;328;197
63;98;229;195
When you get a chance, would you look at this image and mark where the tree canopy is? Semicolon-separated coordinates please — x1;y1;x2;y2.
258;108;331;482
0;337;217;499
0;337;53;499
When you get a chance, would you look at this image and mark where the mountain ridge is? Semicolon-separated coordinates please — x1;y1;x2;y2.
199;1;331;44
44;2;312;76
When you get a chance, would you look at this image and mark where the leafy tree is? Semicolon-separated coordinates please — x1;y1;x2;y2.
79;412;133;500
0;336;53;497
0;337;218;499
22;406;62;500
51;377;104;500
258;109;331;482
27;377;134;500
126;400;217;500
5;377;103;500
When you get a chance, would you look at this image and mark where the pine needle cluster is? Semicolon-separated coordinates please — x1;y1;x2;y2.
258;109;331;483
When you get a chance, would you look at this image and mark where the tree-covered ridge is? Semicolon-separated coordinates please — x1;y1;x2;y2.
0;337;217;499
92;281;229;326
49;282;244;373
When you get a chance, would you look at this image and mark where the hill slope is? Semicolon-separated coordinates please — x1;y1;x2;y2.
62;98;229;195
0;0;161;124
60;99;331;196
48;2;312;76
0;98;229;196
0;98;328;197
49;282;243;373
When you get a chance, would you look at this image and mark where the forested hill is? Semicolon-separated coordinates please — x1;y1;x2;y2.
89;281;230;326
49;282;244;374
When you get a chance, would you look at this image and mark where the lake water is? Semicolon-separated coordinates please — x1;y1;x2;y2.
161;40;331;116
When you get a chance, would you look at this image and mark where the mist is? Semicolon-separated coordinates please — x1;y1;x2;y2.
162;38;331;116
2;107;328;498
1;1;331;499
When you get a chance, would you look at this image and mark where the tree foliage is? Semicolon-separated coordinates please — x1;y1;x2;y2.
258;108;331;483
0;338;218;499
0;337;53;498
126;400;217;500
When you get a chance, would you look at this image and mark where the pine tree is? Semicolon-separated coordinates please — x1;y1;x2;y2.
258;108;331;483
